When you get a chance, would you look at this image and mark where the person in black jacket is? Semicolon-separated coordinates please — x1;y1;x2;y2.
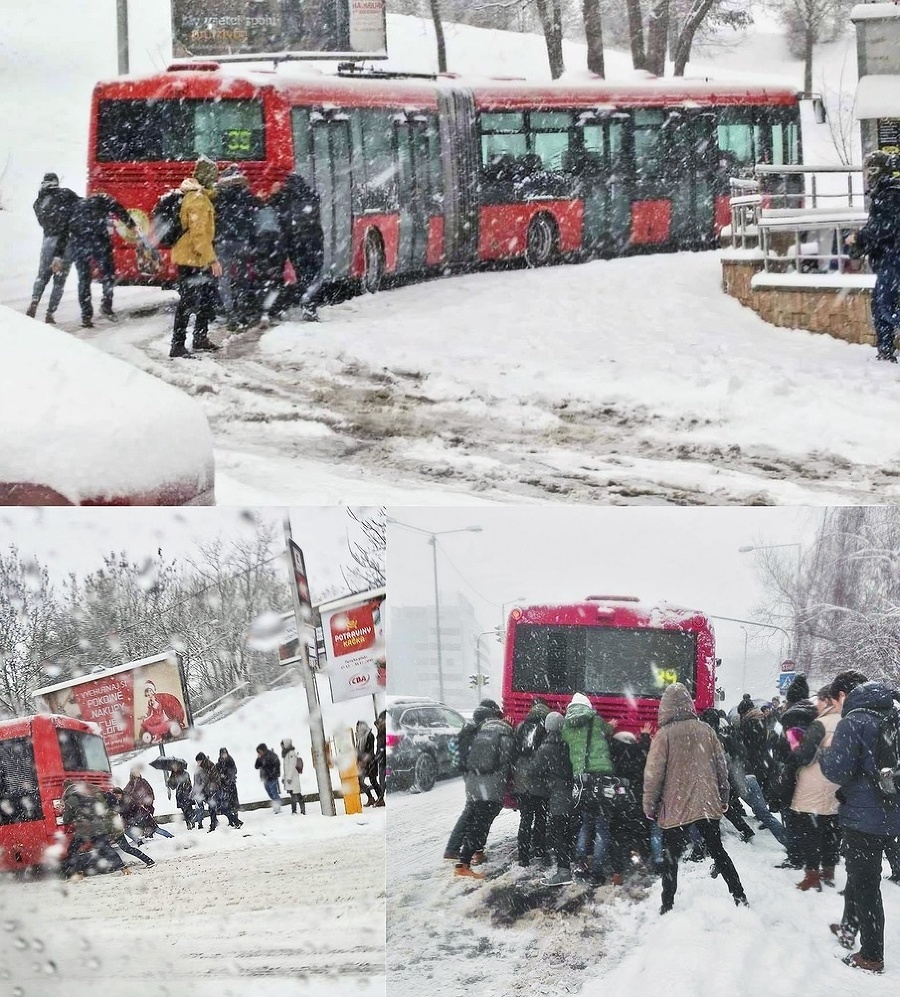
165;760;195;829
55;191;137;328
255;743;282;813
846;150;900;362
215;747;244;828
530;711;574;886
269;172;325;321
511;698;550;866
28;172;80;324
214;165;262;331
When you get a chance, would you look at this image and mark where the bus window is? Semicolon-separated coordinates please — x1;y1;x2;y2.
529;111;572;171
95;98;264;162
57;728;111;773
633;109;666;179
291;107;314;184
480;112;527;168
0;737;43;825
358;108;398;211
425;114;444;207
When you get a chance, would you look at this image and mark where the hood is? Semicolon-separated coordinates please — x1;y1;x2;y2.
180;177;203;193
563;702;596;727
781;700;816;729
842;681;898;716
281;738;294;751
473;705;497;726
527;701;551;722
658;683;696;726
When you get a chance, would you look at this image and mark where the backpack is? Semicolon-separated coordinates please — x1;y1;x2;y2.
466;726;505;775
150;189;184;249
870;707;900;801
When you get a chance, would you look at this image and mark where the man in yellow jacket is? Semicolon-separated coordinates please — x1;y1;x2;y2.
169;158;223;358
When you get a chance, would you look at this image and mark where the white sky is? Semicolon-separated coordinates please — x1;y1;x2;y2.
0;506;379;605
387;506;824;705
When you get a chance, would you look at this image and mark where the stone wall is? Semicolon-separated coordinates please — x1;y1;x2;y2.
721;258;875;346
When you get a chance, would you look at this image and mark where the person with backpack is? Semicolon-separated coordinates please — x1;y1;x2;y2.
529;711;574;886
444;700;492;862
819;669;900;974
453;701;515;880
644;683;749;915
511;697;550;867
27;171;80;324
280;738;305;815
269;172;325;321
255;742;283;813
168;158;223;358
561;692;616;885
214;164;262;331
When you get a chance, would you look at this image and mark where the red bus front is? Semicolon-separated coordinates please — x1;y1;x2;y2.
0;715;113;872
502;597;715;733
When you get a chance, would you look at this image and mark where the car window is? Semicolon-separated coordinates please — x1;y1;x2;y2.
398;708;425;729
438;710;465;730
415;708;447;728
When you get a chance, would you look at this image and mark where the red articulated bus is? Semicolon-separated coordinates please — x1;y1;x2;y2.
502;595;716;733
0;715;113;873
88;64;800;291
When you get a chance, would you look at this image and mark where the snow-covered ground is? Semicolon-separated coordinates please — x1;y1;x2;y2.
0;3;878;505
388;777;900;995
0;684;386;995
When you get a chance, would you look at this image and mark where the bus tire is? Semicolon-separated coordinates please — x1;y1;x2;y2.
410;752;437;793
363;229;386;294
525;213;558;268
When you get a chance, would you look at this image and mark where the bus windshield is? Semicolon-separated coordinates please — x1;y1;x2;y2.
57;729;111;773
511;625;697;698
96;98;265;162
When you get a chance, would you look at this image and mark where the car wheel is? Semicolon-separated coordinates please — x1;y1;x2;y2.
363;229;385;294
525;213;558;268
410;752;437;793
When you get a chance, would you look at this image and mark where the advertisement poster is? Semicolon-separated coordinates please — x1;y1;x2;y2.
171;0;386;59
320;589;386;703
34;652;192;757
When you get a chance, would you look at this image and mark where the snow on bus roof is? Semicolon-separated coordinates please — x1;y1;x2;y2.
0;305;214;505
517;599;707;623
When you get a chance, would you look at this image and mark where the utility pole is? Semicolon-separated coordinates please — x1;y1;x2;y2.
117;0;129;75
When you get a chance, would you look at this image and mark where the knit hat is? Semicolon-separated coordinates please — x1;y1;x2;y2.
785;674;810;704
613;730;637;743
256;743;268;753
736;693;754;717
217;163;246;187
570;693;591;708
545;711;564;733
478;699;502;716
40;172;59;188
193;156;219;189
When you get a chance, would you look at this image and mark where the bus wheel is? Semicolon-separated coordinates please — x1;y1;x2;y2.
363;229;386;294
525;214;558;268
410;752;437;793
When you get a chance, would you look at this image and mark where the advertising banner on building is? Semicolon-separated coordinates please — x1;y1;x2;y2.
171;0;387;59
319;588;386;702
33;652;192;757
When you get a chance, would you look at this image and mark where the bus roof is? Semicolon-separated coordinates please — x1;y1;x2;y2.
509;599;711;628
0;715;101;736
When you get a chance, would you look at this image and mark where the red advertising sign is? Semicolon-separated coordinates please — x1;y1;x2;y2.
33;652;192;757
320;590;385;703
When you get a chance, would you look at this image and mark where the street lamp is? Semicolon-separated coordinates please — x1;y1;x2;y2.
386;518;483;703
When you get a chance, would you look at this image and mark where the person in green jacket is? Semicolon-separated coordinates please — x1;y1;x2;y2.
561;692;615;884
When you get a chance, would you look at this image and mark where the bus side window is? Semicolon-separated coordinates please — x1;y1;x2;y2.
292;108;314;187
359;108;398;212
0;738;42;825
633;109;666;180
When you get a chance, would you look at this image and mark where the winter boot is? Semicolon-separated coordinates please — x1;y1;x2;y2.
842;953;884;974
169;343;192;359
796;869;822;892
544;867;573;887
830;923;856;949
443;850;459;862
45;313;56;325
454;863;485;881
26;301;38;318
470;851;486;866
611;872;625;886
822;866;836;886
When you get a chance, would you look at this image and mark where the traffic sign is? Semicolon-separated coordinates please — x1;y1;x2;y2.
778;672;797;692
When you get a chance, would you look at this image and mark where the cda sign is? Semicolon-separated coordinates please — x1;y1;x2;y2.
319;589;386;703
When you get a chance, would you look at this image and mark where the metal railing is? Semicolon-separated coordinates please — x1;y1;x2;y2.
758;211;869;274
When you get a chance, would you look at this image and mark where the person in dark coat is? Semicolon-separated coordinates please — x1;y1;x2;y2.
820;670;900;974
511;698;550;867
214;164;263;331
255;743;283;813
193;752;221;831
105;789;155;869
166;760;195;829
252;194;287;326
60;780;128;879
121;768;174;840
269;172;325;320
736;694;774;798
530;711;574;886
215;748;244;828
846;150;900;362
55;191;137;327
374;710;386;806
28;172;80;323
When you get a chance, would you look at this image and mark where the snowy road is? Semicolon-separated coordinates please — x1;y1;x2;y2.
23;250;900;506
0;807;385;996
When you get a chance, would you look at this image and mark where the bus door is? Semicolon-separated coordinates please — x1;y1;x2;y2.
577;112;630;254
665;109;718;247
394;114;432;273
310;113;354;278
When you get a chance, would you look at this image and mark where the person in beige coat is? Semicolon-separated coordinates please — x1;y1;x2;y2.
643;683;748;914
788;686;842;891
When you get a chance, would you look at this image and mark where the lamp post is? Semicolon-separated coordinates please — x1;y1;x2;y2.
386;518;482;703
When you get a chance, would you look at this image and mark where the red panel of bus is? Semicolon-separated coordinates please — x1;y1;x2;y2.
502;597;716;734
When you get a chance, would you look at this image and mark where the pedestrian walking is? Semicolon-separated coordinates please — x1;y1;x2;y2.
255;743;282;813
214;164;262;330
280;738;306;815
215;748;244;828
27;171;80;324
820;670;900;974
165;760;195;829
193;752;221;831
355;720;379;807
169;158;222;358
122;768;174;839
269;172;325;320
373;710;386;806
643;683;749;914
846;150;900;362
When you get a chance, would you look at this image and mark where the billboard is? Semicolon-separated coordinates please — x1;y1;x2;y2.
171;0;387;60
319;589;386;702
33;652;192;757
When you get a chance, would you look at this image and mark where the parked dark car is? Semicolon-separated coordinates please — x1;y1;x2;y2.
385;696;467;793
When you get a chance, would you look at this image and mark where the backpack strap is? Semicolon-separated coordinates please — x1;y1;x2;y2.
583;718;594;773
